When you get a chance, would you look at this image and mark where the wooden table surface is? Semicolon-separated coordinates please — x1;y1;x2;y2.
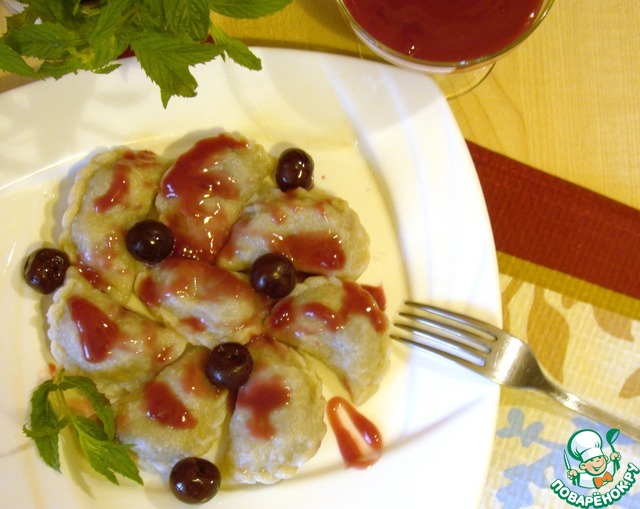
2;1;639;210
220;0;640;211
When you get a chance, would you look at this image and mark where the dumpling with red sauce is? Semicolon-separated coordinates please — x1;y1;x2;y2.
134;258;270;348
47;268;188;399
220;336;326;485
155;133;276;264
114;346;229;473
264;276;390;405
59;148;171;304
216;187;370;280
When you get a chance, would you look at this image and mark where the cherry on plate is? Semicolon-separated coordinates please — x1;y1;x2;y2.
170;457;221;504
250;253;297;299
206;343;253;391
275;148;314;191
125;220;174;264
23;248;70;294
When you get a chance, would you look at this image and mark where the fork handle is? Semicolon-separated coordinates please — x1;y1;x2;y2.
538;377;640;442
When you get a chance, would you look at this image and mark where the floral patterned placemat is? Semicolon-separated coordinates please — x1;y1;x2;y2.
468;144;640;508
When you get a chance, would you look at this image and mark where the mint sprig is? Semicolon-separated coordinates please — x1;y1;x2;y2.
23;371;143;486
0;0;293;107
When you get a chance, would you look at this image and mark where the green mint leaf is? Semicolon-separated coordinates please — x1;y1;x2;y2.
209;24;261;70
17;0;79;26
160;0;211;40
74;416;143;485
88;0;130;46
130;31;226;106
0;42;38;77
22;424;63;473
5;7;40;34
24;373;142;485
91;62;122;75
209;0;293;19
3;0;285;107
23;379;67;472
37;58;85;79
59;375;115;440
4;22;82;60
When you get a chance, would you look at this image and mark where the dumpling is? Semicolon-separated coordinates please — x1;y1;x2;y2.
47;268;188;399
216;187;370;280
221;336;326;485
155;133;276;264
264;276;390;405
59;148;170;304
114;346;229;473
134;257;270;348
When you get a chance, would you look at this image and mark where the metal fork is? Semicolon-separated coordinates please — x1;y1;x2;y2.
392;301;640;442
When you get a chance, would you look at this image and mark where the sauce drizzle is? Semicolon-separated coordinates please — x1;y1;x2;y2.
68;296;121;363
93;150;158;212
159;135;247;260
143;380;197;429
268;280;388;334
327;396;383;468
237;374;290;440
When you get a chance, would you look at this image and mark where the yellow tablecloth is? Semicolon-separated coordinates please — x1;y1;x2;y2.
2;2;639;508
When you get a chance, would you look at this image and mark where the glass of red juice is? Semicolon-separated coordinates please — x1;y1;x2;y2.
337;0;555;98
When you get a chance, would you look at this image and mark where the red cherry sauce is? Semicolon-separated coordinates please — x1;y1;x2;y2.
280;233;345;273
342;0;543;62
268;280;388;334
143;380;197;429
143;349;223;429
137;257;266;308
216;192;347;275
236;372;290;440
158;135;247;262
68;296;179;366
72;231;123;295
180;349;222;398
362;284;387;311
327;396;383;468
75;260;109;292
68;297;121;362
93;150;159;213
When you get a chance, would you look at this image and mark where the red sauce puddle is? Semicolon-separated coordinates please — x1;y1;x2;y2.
237;374;290;440
143;380;197;429
327;396;383;469
268;280;388;334
68;296;121;363
93;150;158;212
343;0;543;62
159;134;247;260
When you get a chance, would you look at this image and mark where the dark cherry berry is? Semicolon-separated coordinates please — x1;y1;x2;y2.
125;220;174;264
275;148;314;191
170;457;221;504
205;343;253;391
23;248;70;294
250;253;296;299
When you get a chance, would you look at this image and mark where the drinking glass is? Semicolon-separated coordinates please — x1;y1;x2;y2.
337;0;555;98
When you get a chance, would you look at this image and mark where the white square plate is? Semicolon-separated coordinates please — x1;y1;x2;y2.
0;48;501;508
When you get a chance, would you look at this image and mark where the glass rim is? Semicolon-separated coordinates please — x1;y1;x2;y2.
337;0;556;72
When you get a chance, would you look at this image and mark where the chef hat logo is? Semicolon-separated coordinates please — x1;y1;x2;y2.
568;429;604;462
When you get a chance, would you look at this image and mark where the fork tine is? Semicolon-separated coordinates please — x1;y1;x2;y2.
392;321;487;367
390;329;485;372
402;301;501;340
396;303;495;352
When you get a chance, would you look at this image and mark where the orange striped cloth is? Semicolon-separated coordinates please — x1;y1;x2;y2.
467;142;640;509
